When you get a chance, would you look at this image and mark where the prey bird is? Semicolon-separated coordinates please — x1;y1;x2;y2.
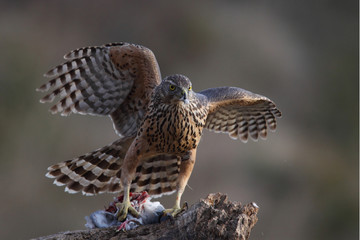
37;42;281;220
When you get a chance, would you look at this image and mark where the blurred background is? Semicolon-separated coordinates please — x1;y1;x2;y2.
0;1;358;239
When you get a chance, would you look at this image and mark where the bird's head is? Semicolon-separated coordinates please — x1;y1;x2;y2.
156;74;193;105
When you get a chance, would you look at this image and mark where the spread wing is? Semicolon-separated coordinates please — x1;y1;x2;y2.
200;87;281;142
37;42;162;137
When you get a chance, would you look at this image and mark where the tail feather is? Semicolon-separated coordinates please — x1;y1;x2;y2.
47;138;131;195
46;138;181;197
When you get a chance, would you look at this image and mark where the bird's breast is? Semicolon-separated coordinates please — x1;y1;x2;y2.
142;102;208;154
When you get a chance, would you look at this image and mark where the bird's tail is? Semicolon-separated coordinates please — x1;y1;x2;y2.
46;137;180;197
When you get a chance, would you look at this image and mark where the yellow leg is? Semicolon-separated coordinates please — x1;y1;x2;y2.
116;140;144;221
164;149;196;217
115;184;140;221
163;190;184;216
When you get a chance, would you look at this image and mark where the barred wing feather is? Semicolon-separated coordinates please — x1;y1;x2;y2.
200;87;281;142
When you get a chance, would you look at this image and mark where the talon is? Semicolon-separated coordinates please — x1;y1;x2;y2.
163;205;184;218
115;202;128;221
182;202;188;211
129;206;140;218
115;201;140;221
163;201;188;218
163;207;181;217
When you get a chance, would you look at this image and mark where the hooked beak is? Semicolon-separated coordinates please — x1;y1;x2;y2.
180;89;189;104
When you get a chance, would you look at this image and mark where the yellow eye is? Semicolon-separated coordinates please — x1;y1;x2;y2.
169;85;176;91
189;86;192;91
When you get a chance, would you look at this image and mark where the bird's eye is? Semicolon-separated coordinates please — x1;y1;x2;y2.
169;85;176;91
189;86;192;91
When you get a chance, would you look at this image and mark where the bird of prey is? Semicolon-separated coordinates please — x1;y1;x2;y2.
37;42;281;220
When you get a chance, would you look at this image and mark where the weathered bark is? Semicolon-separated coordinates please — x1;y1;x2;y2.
33;193;259;240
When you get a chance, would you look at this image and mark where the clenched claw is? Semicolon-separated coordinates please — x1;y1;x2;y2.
163;202;188;218
115;201;140;221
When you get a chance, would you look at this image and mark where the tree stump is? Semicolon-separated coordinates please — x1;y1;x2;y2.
33;193;259;240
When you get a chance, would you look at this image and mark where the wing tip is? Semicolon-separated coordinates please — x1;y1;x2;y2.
45;172;56;179
36;87;44;92
274;109;282;118
251;137;259;142
43;71;53;78
239;136;249;143
63;52;73;60
53;179;65;186
82;191;96;196
37;83;50;92
39;94;55;103
65;186;79;194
